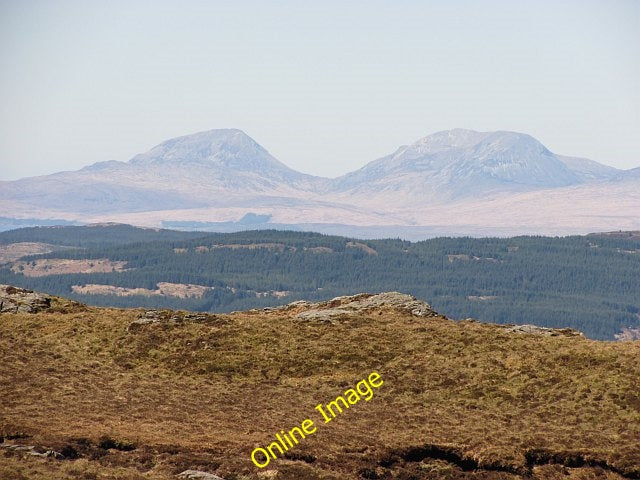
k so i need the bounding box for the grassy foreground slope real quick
[0,293,639,480]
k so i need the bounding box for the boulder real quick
[0,285,51,313]
[177,470,226,480]
[502,324,583,337]
[294,292,437,322]
[0,443,63,459]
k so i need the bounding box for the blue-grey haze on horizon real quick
[0,0,638,181]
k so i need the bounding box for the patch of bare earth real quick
[11,258,128,277]
[71,282,212,299]
[0,242,67,264]
[346,241,377,255]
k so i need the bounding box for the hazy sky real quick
[1,0,638,180]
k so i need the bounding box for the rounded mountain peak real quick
[473,130,551,154]
[128,128,287,172]
[407,128,491,156]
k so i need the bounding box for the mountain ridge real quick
[1,128,638,238]
[4,128,631,184]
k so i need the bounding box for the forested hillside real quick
[1,225,638,339]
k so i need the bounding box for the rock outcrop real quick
[177,470,226,480]
[502,324,583,337]
[0,285,51,313]
[0,443,63,459]
[288,292,437,323]
[131,291,586,338]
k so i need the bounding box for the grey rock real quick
[502,324,583,337]
[296,308,352,323]
[286,300,314,308]
[294,292,437,322]
[177,470,226,480]
[0,443,63,459]
[0,284,51,313]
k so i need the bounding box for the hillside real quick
[1,128,638,237]
[1,225,639,340]
[0,289,638,480]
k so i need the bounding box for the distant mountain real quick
[0,129,324,215]
[331,129,587,203]
[127,128,316,184]
[0,128,637,237]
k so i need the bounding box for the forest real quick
[1,225,638,340]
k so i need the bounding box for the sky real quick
[0,0,638,181]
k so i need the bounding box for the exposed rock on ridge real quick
[177,470,226,480]
[0,284,51,313]
[0,285,585,338]
[286,292,438,322]
[502,323,584,337]
[131,291,587,337]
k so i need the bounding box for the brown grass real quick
[0,298,638,479]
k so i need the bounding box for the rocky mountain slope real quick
[0,287,638,479]
[0,128,638,237]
